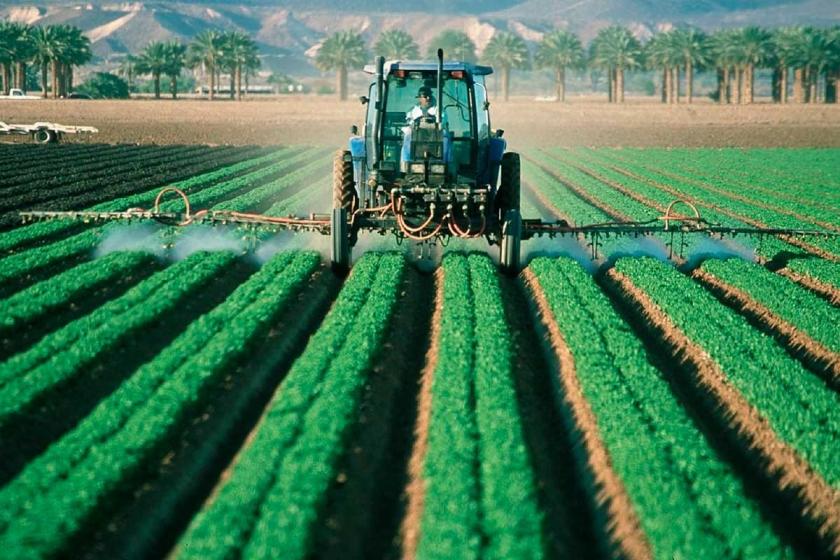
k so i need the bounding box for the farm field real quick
[0,144,838,559]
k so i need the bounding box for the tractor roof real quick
[363,60,494,77]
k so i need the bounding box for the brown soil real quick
[778,268,840,306]
[4,97,840,148]
[605,268,840,555]
[399,267,444,560]
[693,269,840,390]
[522,268,653,560]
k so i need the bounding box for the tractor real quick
[330,51,522,273]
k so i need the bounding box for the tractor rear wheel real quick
[500,208,521,275]
[331,150,355,273]
[496,152,521,218]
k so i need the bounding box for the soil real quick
[3,96,840,148]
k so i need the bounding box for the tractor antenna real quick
[436,49,443,127]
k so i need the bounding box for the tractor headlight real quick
[430,164,446,175]
[410,163,425,174]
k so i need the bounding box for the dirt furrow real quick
[522,268,652,560]
[400,267,443,560]
[693,269,839,390]
[604,267,840,556]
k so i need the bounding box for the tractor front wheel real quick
[331,150,355,273]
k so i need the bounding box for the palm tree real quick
[221,30,258,100]
[117,54,138,95]
[709,29,739,104]
[30,25,59,98]
[374,29,419,59]
[58,25,91,96]
[189,29,223,99]
[315,30,368,101]
[0,22,35,94]
[732,27,771,104]
[136,41,168,99]
[645,31,678,103]
[591,25,643,103]
[163,40,186,99]
[426,30,476,62]
[535,29,583,102]
[771,27,804,103]
[826,26,840,103]
[670,27,708,104]
[243,46,261,97]
[482,32,529,102]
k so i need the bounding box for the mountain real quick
[2,1,837,76]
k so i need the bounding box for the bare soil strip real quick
[604,268,840,556]
[77,267,341,560]
[314,266,433,560]
[693,269,840,390]
[499,274,598,558]
[400,267,444,560]
[522,269,653,560]
[778,268,840,307]
[607,165,839,262]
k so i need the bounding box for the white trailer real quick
[0,121,99,144]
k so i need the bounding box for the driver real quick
[406,86,437,123]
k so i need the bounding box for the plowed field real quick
[1,145,838,560]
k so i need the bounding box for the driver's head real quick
[416,86,433,106]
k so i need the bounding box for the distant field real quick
[0,145,838,559]
[4,97,840,147]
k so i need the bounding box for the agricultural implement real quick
[17,53,838,272]
[0,121,98,144]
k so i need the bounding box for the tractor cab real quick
[350,58,506,203]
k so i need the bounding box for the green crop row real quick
[0,251,321,558]
[549,148,823,264]
[0,251,159,334]
[417,253,542,560]
[0,251,236,431]
[699,258,840,351]
[530,257,791,559]
[0,149,323,296]
[613,257,840,486]
[177,252,404,559]
[0,147,286,255]
[574,150,840,258]
[785,258,840,293]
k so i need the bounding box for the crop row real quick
[0,147,296,254]
[0,251,239,435]
[412,253,542,559]
[695,258,840,384]
[606,149,840,225]
[0,144,127,178]
[607,257,840,552]
[176,252,405,559]
[0,149,327,297]
[0,146,268,227]
[0,251,321,558]
[526,257,790,559]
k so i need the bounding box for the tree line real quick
[320,25,840,104]
[3,20,838,103]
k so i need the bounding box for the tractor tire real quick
[331,207,351,275]
[33,129,56,145]
[496,152,521,217]
[333,149,357,212]
[500,208,522,275]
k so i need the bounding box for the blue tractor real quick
[330,51,522,273]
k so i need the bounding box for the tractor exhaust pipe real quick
[436,49,443,127]
[373,56,385,167]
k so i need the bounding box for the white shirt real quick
[406,105,437,122]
